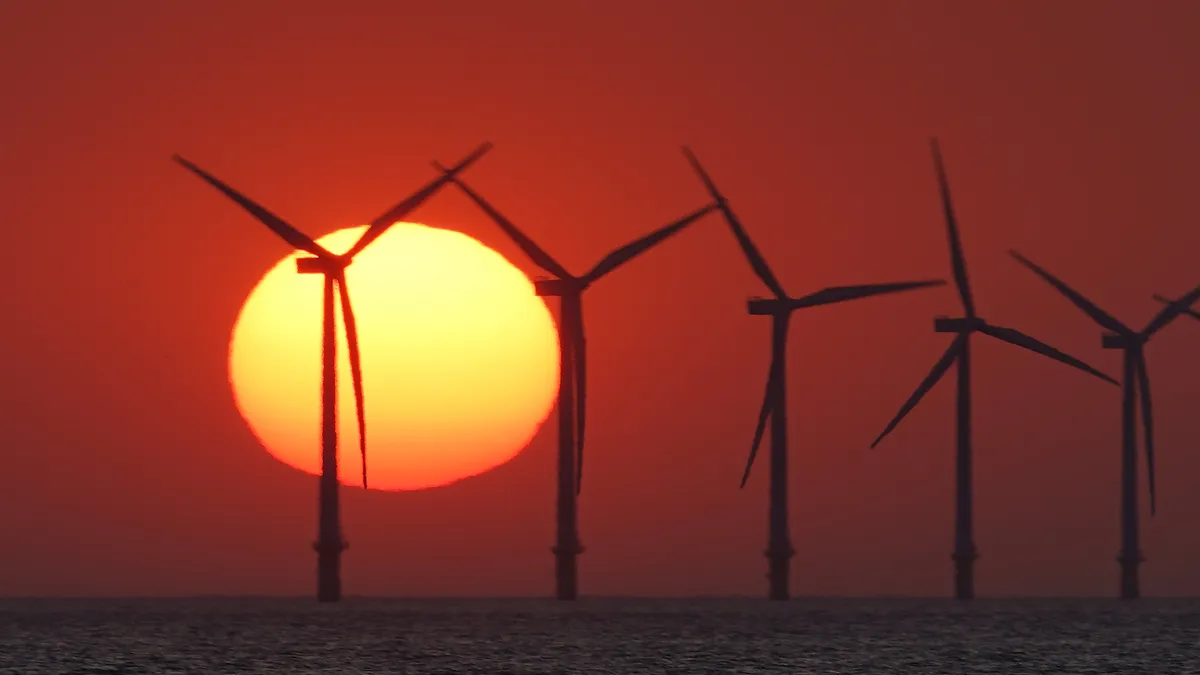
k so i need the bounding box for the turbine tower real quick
[434,159,718,601]
[681,147,946,601]
[1008,258,1200,599]
[175,142,492,602]
[869,140,1118,601]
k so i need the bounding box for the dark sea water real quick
[1,597,1198,674]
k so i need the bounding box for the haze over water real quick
[3,597,1197,674]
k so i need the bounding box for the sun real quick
[229,222,560,491]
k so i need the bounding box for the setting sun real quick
[229,222,560,491]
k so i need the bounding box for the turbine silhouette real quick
[870,139,1118,601]
[1151,294,1200,321]
[434,158,718,601]
[175,142,492,602]
[1007,263,1200,599]
[682,146,946,601]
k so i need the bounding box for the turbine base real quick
[312,540,349,553]
[952,548,979,562]
[952,552,977,600]
[766,555,791,601]
[314,540,346,603]
[764,546,794,601]
[552,546,582,601]
[764,546,796,559]
[1118,558,1141,600]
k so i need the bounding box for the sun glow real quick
[229,222,560,491]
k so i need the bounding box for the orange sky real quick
[4,0,1200,598]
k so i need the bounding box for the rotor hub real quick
[747,297,792,316]
[1101,332,1143,349]
[534,277,581,297]
[933,316,984,333]
[296,255,347,275]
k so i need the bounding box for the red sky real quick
[3,0,1200,598]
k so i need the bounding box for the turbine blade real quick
[1008,250,1129,334]
[1144,282,1200,337]
[433,165,573,280]
[1136,353,1156,516]
[931,139,976,318]
[788,280,946,310]
[741,356,779,488]
[870,335,965,448]
[681,146,724,201]
[681,147,788,299]
[1151,294,1200,322]
[345,142,493,260]
[573,309,587,495]
[336,276,368,489]
[976,323,1119,386]
[581,203,717,286]
[173,155,334,259]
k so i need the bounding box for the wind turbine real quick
[680,147,946,601]
[432,158,717,601]
[1151,293,1200,321]
[869,140,1119,601]
[1009,259,1200,599]
[174,142,492,602]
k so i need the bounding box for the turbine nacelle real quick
[747,297,792,316]
[296,256,347,275]
[1102,332,1144,349]
[534,277,582,297]
[933,316,985,333]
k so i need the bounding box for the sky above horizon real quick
[4,0,1200,598]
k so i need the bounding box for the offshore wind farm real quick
[169,139,1198,605]
[7,3,1200,673]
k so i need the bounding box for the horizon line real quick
[4,593,1199,601]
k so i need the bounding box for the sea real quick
[1,597,1197,674]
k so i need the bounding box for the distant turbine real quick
[1151,294,1200,322]
[870,139,1118,602]
[175,142,492,602]
[682,147,946,602]
[434,158,718,601]
[1008,263,1200,600]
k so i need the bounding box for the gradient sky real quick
[4,0,1200,598]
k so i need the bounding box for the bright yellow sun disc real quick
[229,222,560,491]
